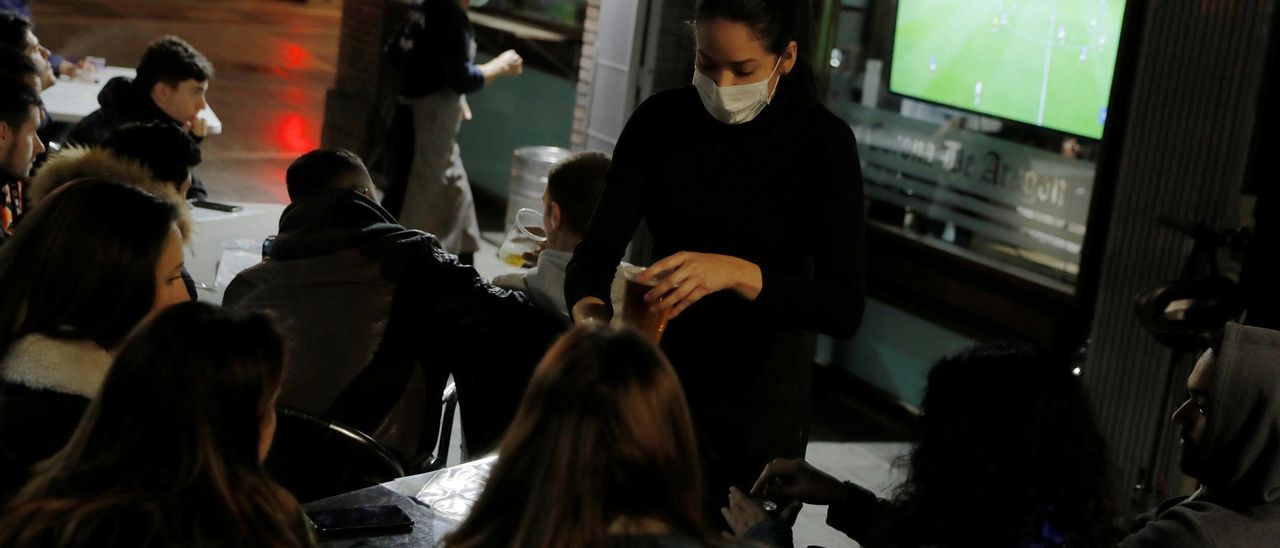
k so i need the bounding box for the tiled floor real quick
[32,2,912,546]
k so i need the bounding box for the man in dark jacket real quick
[225,149,563,464]
[66,35,212,199]
[1122,322,1280,547]
[0,74,42,243]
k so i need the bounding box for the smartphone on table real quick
[305,504,414,538]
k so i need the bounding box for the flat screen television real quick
[889,0,1126,140]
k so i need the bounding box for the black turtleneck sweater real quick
[564,84,866,490]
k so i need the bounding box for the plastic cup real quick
[497,208,546,268]
[619,265,670,343]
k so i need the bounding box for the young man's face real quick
[23,30,55,90]
[1172,349,1217,479]
[0,105,45,179]
[151,78,209,125]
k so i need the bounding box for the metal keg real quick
[506,146,572,230]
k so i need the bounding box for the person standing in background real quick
[385,0,522,265]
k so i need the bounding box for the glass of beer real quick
[619,265,670,343]
[497,208,546,268]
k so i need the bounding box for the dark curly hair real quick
[134,35,213,92]
[888,343,1119,547]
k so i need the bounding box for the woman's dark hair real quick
[446,324,716,548]
[104,122,203,188]
[889,343,1119,546]
[0,302,311,547]
[696,0,819,103]
[0,179,179,355]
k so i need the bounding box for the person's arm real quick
[416,240,565,453]
[1118,506,1212,548]
[752,117,866,338]
[563,101,654,323]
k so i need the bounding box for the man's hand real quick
[480,49,523,85]
[189,116,209,138]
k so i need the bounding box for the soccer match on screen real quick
[890,0,1126,139]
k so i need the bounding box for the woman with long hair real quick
[0,302,313,547]
[564,0,866,506]
[732,343,1120,547]
[446,324,761,547]
[0,179,190,496]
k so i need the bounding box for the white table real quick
[40,66,223,134]
[185,202,285,305]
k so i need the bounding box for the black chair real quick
[264,406,406,504]
[410,380,460,473]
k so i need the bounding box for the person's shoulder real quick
[636,86,698,115]
[623,86,699,138]
[1120,500,1234,548]
[804,103,856,145]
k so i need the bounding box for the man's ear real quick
[549,201,563,230]
[0,121,12,147]
[151,81,171,103]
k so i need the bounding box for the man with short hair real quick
[0,12,52,90]
[493,151,616,318]
[0,75,42,242]
[102,121,202,197]
[1122,322,1280,547]
[0,44,37,91]
[67,35,212,199]
[225,149,562,463]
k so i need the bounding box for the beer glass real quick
[619,265,670,343]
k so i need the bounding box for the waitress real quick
[564,0,866,504]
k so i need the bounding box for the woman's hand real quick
[571,297,610,325]
[721,486,772,537]
[751,458,848,506]
[639,252,762,319]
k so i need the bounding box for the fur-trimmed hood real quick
[0,333,112,398]
[29,146,194,243]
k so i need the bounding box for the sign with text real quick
[839,102,1097,289]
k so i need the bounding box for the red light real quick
[273,113,317,154]
[281,43,310,71]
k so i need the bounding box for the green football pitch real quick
[890,0,1125,139]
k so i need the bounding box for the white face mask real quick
[692,57,783,125]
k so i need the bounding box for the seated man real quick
[66,35,212,199]
[0,44,37,91]
[1122,322,1280,547]
[0,12,53,90]
[493,151,622,319]
[0,75,42,243]
[225,149,562,463]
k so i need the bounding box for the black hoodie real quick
[1122,322,1280,547]
[225,190,564,456]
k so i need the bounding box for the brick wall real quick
[570,0,695,150]
[322,0,409,156]
[570,0,602,150]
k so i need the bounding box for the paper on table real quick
[414,456,497,521]
[215,248,261,288]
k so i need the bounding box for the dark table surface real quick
[304,457,496,547]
